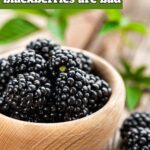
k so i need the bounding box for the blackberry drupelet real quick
[122,127,150,150]
[77,52,92,73]
[121,112,150,139]
[48,49,82,77]
[87,74,111,113]
[8,50,48,77]
[0,72,55,123]
[0,59,11,96]
[53,68,111,122]
[26,38,60,60]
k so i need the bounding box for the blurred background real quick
[0,0,150,149]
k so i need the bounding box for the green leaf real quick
[126,85,142,110]
[53,9,88,18]
[48,18,67,40]
[135,66,146,77]
[0,17,39,44]
[15,9,52,18]
[136,76,150,87]
[48,10,86,40]
[120,17,130,27]
[99,21,120,36]
[122,22,148,35]
[121,59,132,76]
[104,10,147,36]
[106,10,122,22]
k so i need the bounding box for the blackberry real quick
[0,59,11,95]
[53,68,90,122]
[8,50,47,77]
[122,127,150,150]
[26,38,60,60]
[48,49,93,77]
[87,74,111,113]
[121,112,150,139]
[48,49,82,77]
[0,72,55,123]
[53,68,111,122]
[77,52,92,73]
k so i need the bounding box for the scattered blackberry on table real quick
[120,112,150,150]
[121,112,150,139]
[53,68,111,122]
[0,59,11,96]
[122,127,150,150]
[26,39,60,60]
[8,50,47,77]
[0,72,55,122]
[48,49,82,77]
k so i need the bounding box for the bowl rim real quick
[0,46,126,127]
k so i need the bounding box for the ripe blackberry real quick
[77,52,92,73]
[122,127,150,150]
[48,49,82,77]
[26,38,60,60]
[48,49,93,77]
[0,72,55,123]
[8,50,47,77]
[121,112,150,139]
[0,59,11,95]
[87,74,111,112]
[53,68,111,122]
[53,68,90,122]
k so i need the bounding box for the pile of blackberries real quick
[120,112,150,150]
[0,39,111,123]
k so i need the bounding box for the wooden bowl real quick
[0,47,125,150]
